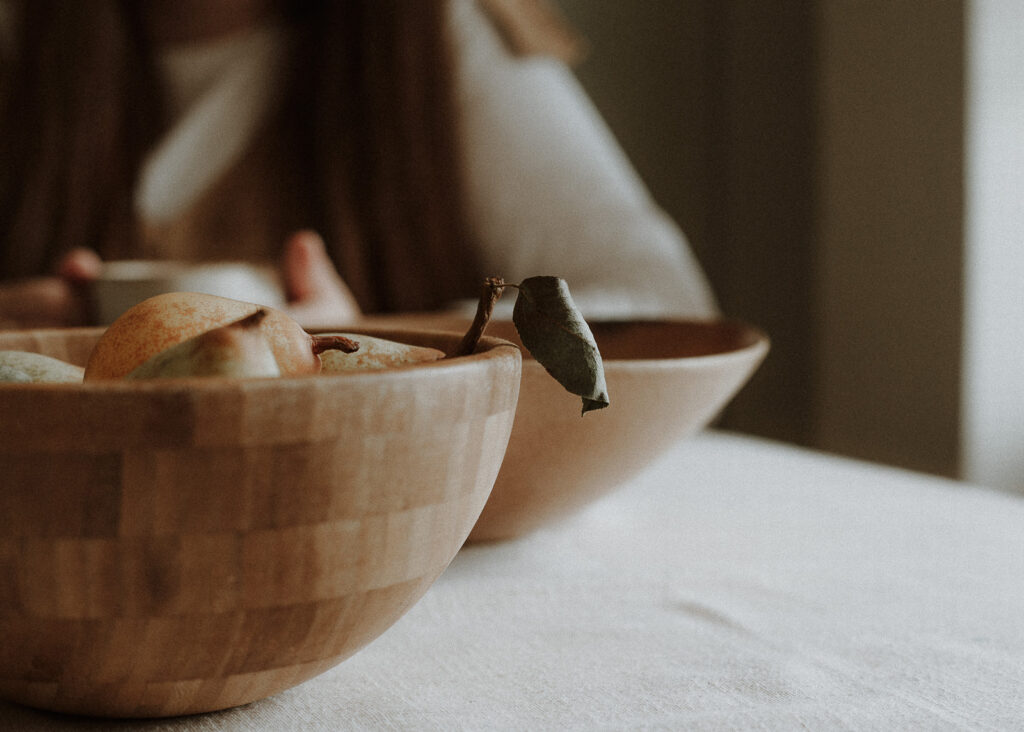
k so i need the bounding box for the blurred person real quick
[0,0,716,329]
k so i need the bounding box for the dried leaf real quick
[512,276,609,414]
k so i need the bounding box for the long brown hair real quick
[0,0,479,312]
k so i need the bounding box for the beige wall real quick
[814,1,964,476]
[558,0,966,477]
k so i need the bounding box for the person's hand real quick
[280,230,362,329]
[0,249,102,329]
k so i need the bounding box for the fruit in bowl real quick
[83,291,358,380]
[0,323,521,717]
[0,350,85,383]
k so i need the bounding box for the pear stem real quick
[456,276,509,356]
[311,333,360,355]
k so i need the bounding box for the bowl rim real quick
[504,316,771,369]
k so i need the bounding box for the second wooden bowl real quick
[467,319,768,540]
[0,327,520,718]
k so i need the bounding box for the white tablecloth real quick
[3,431,1023,730]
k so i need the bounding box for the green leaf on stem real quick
[512,276,609,415]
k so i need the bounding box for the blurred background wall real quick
[555,0,1023,492]
[961,0,1024,492]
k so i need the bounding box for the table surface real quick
[3,430,1023,731]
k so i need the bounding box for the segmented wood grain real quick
[0,327,520,717]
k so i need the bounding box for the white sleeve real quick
[450,0,718,319]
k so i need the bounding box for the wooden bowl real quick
[469,319,768,540]
[0,327,520,718]
[361,315,768,541]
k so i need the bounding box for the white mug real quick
[89,260,286,326]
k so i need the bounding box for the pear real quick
[0,351,85,383]
[125,311,282,380]
[318,334,445,372]
[84,292,358,380]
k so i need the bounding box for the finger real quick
[55,248,103,282]
[282,230,333,300]
[282,230,361,315]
